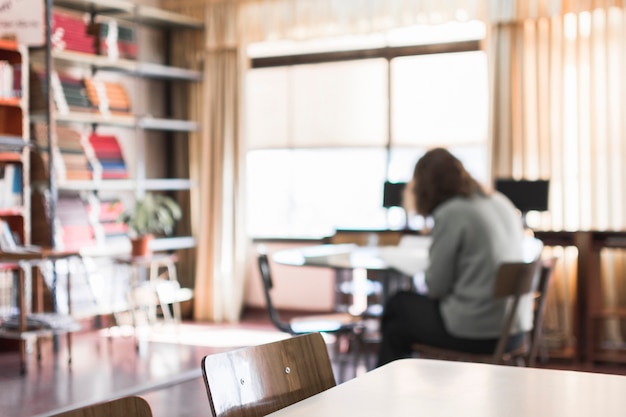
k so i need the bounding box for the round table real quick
[271,243,429,315]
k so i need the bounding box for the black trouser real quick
[376,291,506,367]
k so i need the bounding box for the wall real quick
[245,240,336,312]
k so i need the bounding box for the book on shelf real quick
[32,123,96,181]
[0,219,39,255]
[84,195,126,245]
[88,133,128,179]
[59,73,93,107]
[84,78,131,115]
[12,62,21,99]
[0,219,17,252]
[30,68,97,115]
[57,72,96,113]
[87,20,138,60]
[52,10,96,55]
[56,192,96,251]
[0,163,22,209]
[92,198,124,222]
[0,60,19,99]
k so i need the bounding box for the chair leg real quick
[351,332,363,377]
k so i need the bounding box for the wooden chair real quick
[201,332,336,417]
[257,249,365,380]
[527,256,558,366]
[411,257,547,366]
[257,249,364,352]
[48,396,152,417]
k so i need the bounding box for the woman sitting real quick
[377,148,529,366]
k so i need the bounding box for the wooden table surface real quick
[266,358,626,417]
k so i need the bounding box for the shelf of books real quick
[0,39,29,247]
[28,2,202,257]
[53,0,204,29]
[5,1,204,344]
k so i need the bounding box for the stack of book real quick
[87,21,138,60]
[57,73,94,113]
[0,60,20,99]
[0,164,22,209]
[56,193,96,251]
[88,133,128,179]
[32,123,94,181]
[30,69,96,115]
[51,10,96,54]
[84,78,131,115]
[89,198,127,243]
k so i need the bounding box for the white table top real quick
[265,359,626,417]
[272,242,430,276]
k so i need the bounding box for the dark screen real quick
[495,179,549,213]
[383,181,406,208]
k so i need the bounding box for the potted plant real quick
[118,192,183,257]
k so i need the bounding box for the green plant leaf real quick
[116,192,182,237]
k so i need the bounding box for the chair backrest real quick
[527,256,558,366]
[492,258,543,361]
[201,332,336,417]
[257,251,292,334]
[412,257,544,365]
[49,396,152,417]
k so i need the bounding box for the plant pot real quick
[130,235,153,257]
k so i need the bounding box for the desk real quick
[272,244,428,314]
[534,230,626,364]
[266,358,626,417]
[272,244,388,270]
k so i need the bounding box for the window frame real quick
[246,38,486,238]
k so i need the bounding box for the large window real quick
[245,22,488,238]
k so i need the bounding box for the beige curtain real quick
[238,0,487,42]
[164,0,247,322]
[167,0,486,43]
[488,2,626,349]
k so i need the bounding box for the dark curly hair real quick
[412,148,485,216]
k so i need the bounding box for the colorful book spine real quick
[88,133,128,179]
[52,11,97,55]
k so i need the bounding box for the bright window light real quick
[245,22,488,238]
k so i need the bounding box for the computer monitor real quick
[383,181,407,208]
[494,179,550,213]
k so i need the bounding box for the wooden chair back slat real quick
[493,260,541,298]
[412,256,546,365]
[201,332,336,417]
[527,256,558,366]
[49,396,152,417]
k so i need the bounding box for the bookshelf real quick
[26,0,202,319]
[0,38,86,370]
[0,39,30,247]
[31,0,203,256]
[0,37,30,327]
